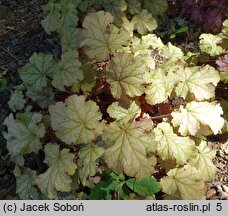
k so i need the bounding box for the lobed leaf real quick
[3,113,45,161]
[131,9,157,35]
[78,144,104,186]
[80,11,129,61]
[26,85,55,109]
[154,122,195,165]
[41,2,61,34]
[51,50,83,91]
[160,165,205,200]
[145,69,177,105]
[126,0,141,15]
[107,101,141,123]
[37,143,77,199]
[16,168,39,200]
[175,65,220,100]
[106,53,146,99]
[143,0,168,16]
[102,120,156,178]
[49,95,102,145]
[189,141,217,181]
[19,53,56,91]
[199,33,224,56]
[126,178,161,197]
[172,101,224,136]
[8,90,26,112]
[61,27,81,52]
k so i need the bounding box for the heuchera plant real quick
[3,0,228,200]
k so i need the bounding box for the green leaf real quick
[89,179,124,200]
[41,2,61,34]
[160,165,205,200]
[175,26,188,34]
[189,141,217,181]
[16,168,39,200]
[106,53,146,99]
[121,16,134,37]
[49,95,102,145]
[220,72,228,84]
[26,85,55,109]
[59,2,79,29]
[80,11,129,61]
[101,0,127,18]
[71,62,97,92]
[51,50,83,91]
[171,101,224,136]
[3,113,45,161]
[126,0,141,14]
[61,27,81,52]
[0,78,7,92]
[19,53,56,91]
[126,178,161,197]
[153,122,195,165]
[199,33,224,56]
[131,9,157,35]
[78,0,94,12]
[78,144,104,186]
[107,101,141,123]
[8,90,26,112]
[102,120,156,178]
[143,0,168,16]
[37,143,77,199]
[175,65,220,100]
[144,69,177,105]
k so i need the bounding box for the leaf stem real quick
[0,44,23,65]
[150,113,172,120]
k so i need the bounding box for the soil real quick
[0,0,227,200]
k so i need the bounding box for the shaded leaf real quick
[3,113,45,161]
[51,50,83,91]
[19,53,56,91]
[26,85,55,109]
[126,178,161,197]
[61,27,81,52]
[8,90,26,112]
[101,0,127,18]
[71,62,97,92]
[16,169,39,200]
[126,0,141,15]
[41,2,61,34]
[131,9,157,35]
[143,0,168,16]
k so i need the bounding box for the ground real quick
[0,0,227,200]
